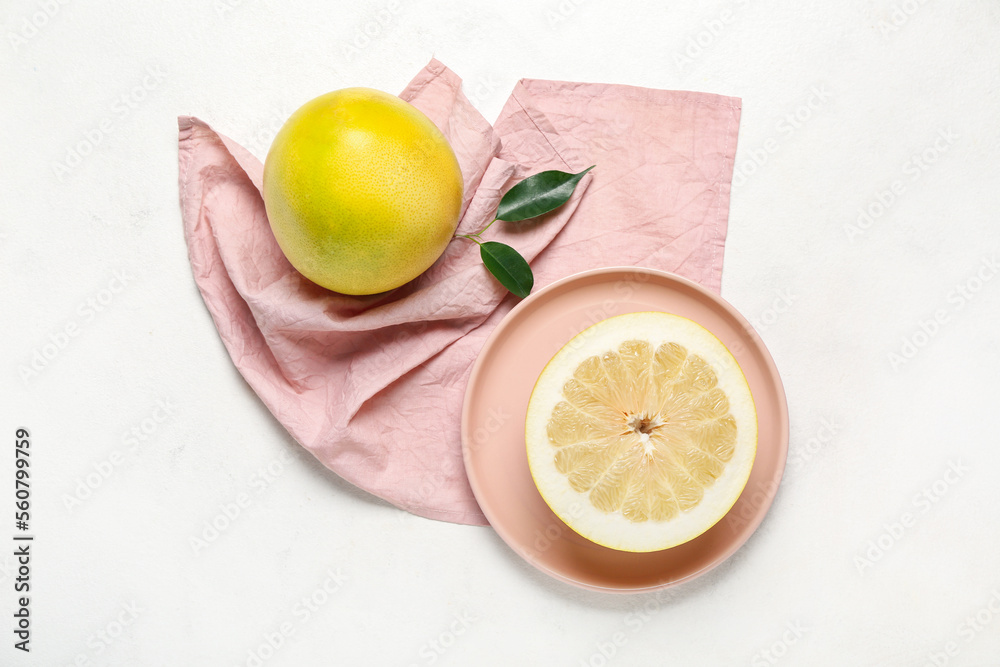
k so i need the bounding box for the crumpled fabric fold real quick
[177,58,741,526]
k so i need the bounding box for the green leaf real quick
[495,166,595,222]
[480,241,534,298]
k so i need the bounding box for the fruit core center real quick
[627,413,660,435]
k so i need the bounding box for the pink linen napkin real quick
[177,59,741,526]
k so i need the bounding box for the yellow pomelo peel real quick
[263,87,463,295]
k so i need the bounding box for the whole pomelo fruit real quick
[262,87,464,295]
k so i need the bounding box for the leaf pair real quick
[464,166,594,298]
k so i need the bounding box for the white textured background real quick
[3,1,999,665]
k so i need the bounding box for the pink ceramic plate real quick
[461,267,789,593]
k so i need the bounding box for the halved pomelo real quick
[525,311,757,552]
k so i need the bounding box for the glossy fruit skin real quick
[262,87,464,295]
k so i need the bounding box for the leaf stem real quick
[456,216,499,243]
[477,216,499,236]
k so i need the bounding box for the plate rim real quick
[461,266,789,593]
